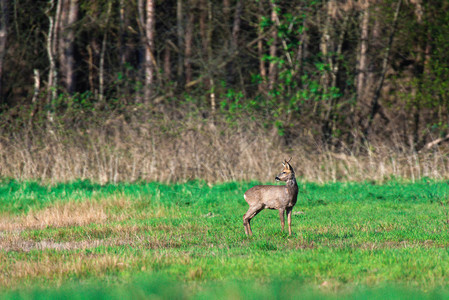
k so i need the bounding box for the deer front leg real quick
[279,208,285,232]
[286,207,293,235]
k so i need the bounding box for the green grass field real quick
[1,178,449,298]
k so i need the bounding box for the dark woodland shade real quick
[1,0,448,148]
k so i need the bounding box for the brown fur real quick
[243,159,299,236]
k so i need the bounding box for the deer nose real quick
[275,177,280,181]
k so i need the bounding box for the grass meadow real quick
[2,178,449,298]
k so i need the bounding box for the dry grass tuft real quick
[0,200,108,231]
[0,195,154,231]
[0,252,131,287]
[2,118,449,183]
[0,234,110,252]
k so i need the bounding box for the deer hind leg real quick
[279,209,285,232]
[243,214,249,236]
[243,204,264,236]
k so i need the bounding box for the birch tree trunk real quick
[66,0,78,93]
[356,1,369,106]
[144,0,156,102]
[46,0,58,106]
[0,0,8,98]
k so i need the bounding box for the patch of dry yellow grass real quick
[0,200,108,231]
[0,194,173,232]
[0,252,132,287]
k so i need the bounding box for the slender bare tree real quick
[176,0,184,85]
[257,1,267,93]
[99,1,112,102]
[356,0,370,106]
[184,0,194,85]
[144,0,156,102]
[268,1,278,90]
[46,0,59,106]
[0,0,8,98]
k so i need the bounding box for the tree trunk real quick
[268,1,278,90]
[118,0,131,96]
[207,1,215,112]
[46,0,58,107]
[58,0,78,94]
[119,0,128,66]
[199,0,207,51]
[222,0,231,50]
[257,1,267,93]
[176,0,184,85]
[356,1,369,106]
[144,0,156,102]
[99,1,112,102]
[226,0,242,85]
[293,17,306,80]
[319,0,334,97]
[163,43,171,82]
[65,0,78,93]
[0,0,8,99]
[198,0,210,92]
[223,0,230,29]
[364,0,402,137]
[184,0,194,86]
[119,0,130,73]
[322,11,350,145]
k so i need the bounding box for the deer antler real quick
[282,157,292,167]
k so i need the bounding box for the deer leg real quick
[279,209,285,232]
[243,209,253,236]
[286,207,293,235]
[243,205,263,236]
[243,213,250,236]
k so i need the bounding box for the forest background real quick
[1,0,449,183]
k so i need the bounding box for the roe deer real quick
[243,158,298,236]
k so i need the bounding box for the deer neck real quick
[286,176,298,196]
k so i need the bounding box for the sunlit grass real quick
[1,178,449,298]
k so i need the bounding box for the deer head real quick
[275,158,295,182]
